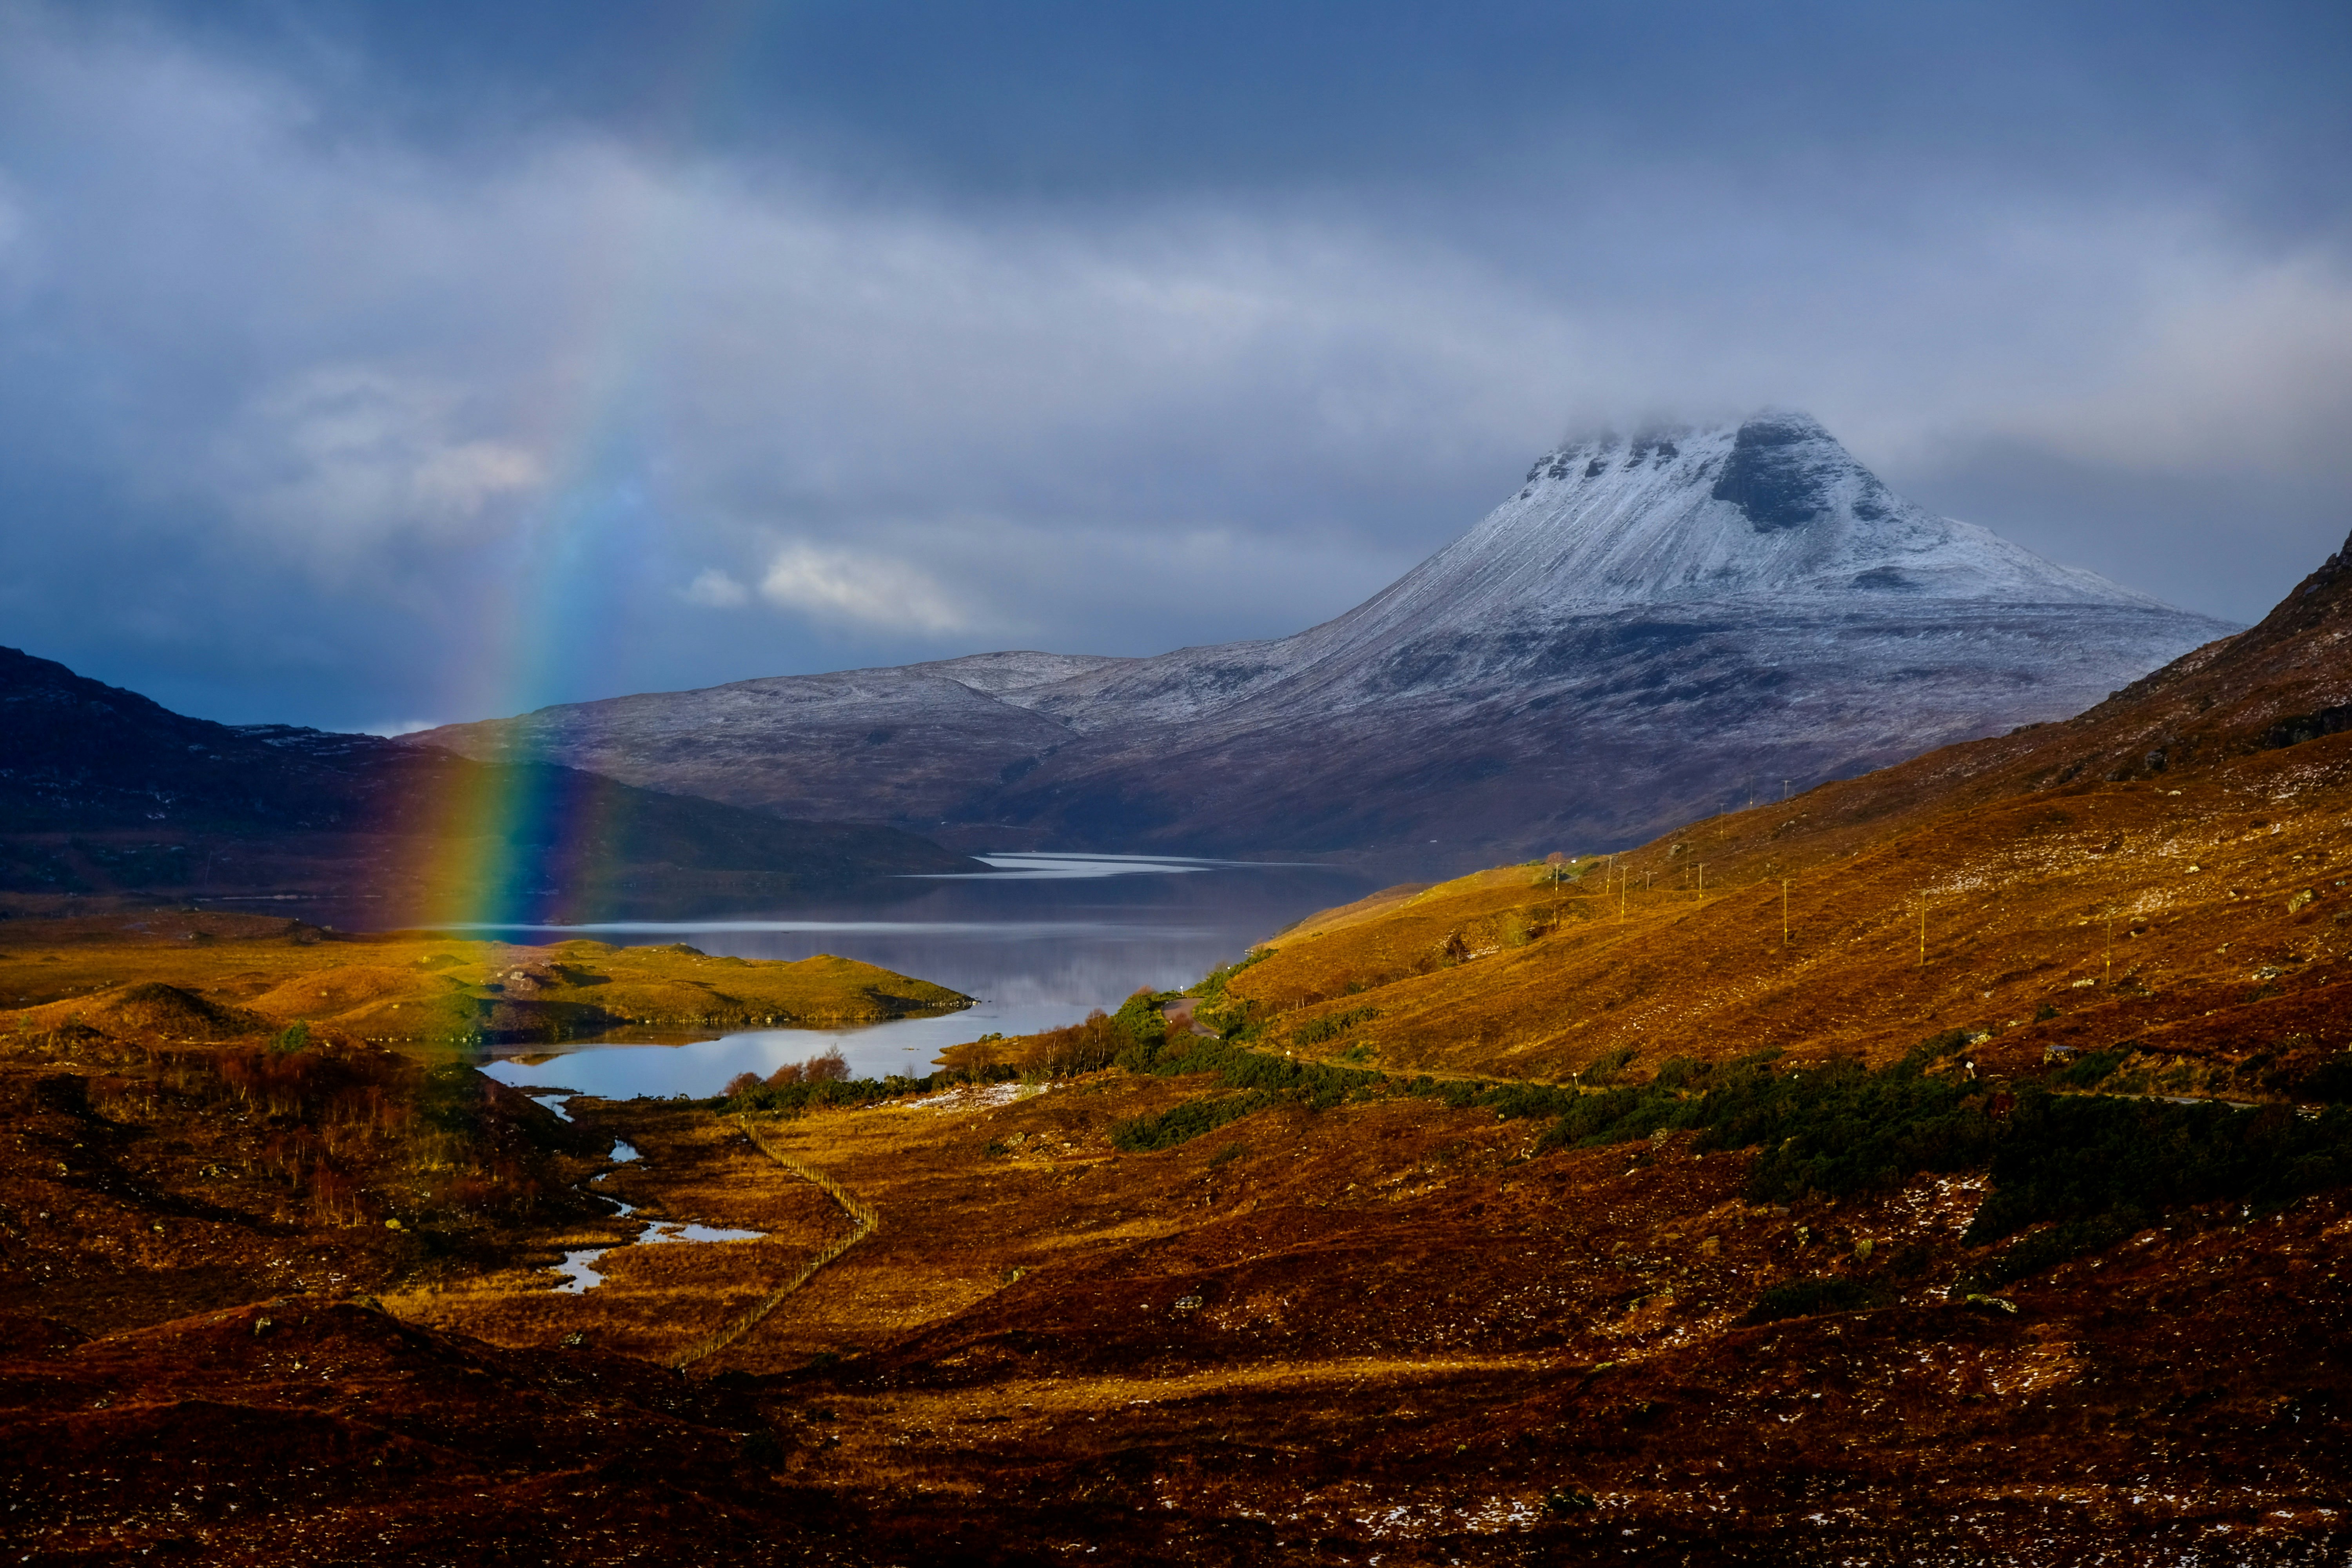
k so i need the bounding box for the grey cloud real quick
[1,4,2348,733]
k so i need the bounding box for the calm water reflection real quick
[479,854,1369,1100]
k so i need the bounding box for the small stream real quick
[540,1105,762,1294]
[495,857,1368,1292]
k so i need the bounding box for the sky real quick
[2,0,2348,733]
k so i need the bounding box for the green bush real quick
[1651,1055,1715,1092]
[1534,1038,1995,1205]
[1291,1005,1380,1050]
[2298,1053,2352,1103]
[1743,1276,1884,1324]
[1966,1094,2352,1243]
[1507,1028,2352,1279]
[1113,989,1173,1049]
[1958,1214,2133,1294]
[1107,1036,1588,1151]
[1111,1093,1271,1152]
[1580,1045,1638,1085]
[719,1061,1021,1114]
[2055,1048,2127,1087]
[1191,949,1271,1006]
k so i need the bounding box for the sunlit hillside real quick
[1232,534,2352,1103]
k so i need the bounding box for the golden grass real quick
[1225,748,2352,1089]
[0,910,970,1047]
[389,1102,851,1361]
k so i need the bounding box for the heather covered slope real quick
[1214,528,2352,1091]
[0,646,978,911]
[412,414,2232,869]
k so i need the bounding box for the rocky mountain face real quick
[412,414,2238,872]
[0,646,977,910]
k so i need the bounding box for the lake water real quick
[480,853,1370,1102]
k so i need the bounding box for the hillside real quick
[0,646,980,916]
[1205,527,2352,1093]
[413,413,2232,870]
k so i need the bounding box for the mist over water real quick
[478,855,1372,1099]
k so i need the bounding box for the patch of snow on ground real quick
[903,1081,1052,1112]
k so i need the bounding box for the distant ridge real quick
[0,646,978,916]
[412,412,2238,873]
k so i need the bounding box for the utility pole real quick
[1697,864,1705,901]
[1782,778,1789,802]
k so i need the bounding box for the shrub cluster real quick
[2053,1047,2129,1087]
[1969,1092,2352,1243]
[1533,1033,1994,1200]
[1107,1030,1584,1150]
[723,1047,851,1100]
[718,1059,1022,1114]
[1290,1005,1379,1051]
[1742,1276,1885,1325]
[1524,1032,2352,1260]
[1111,1093,1271,1152]
[1191,950,1270,1007]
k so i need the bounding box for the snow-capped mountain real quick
[411,414,2238,869]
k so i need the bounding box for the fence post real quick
[668,1116,878,1372]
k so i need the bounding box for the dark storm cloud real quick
[2,0,2348,730]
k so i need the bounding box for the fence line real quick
[668,1115,877,1372]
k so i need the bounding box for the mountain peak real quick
[1707,410,1896,535]
[1396,410,2170,621]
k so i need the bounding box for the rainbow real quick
[407,3,779,926]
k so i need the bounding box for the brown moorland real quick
[4,534,2352,1561]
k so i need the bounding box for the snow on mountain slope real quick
[1416,412,2150,608]
[917,650,1134,700]
[414,663,1083,824]
[999,412,2196,732]
[409,412,2239,866]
